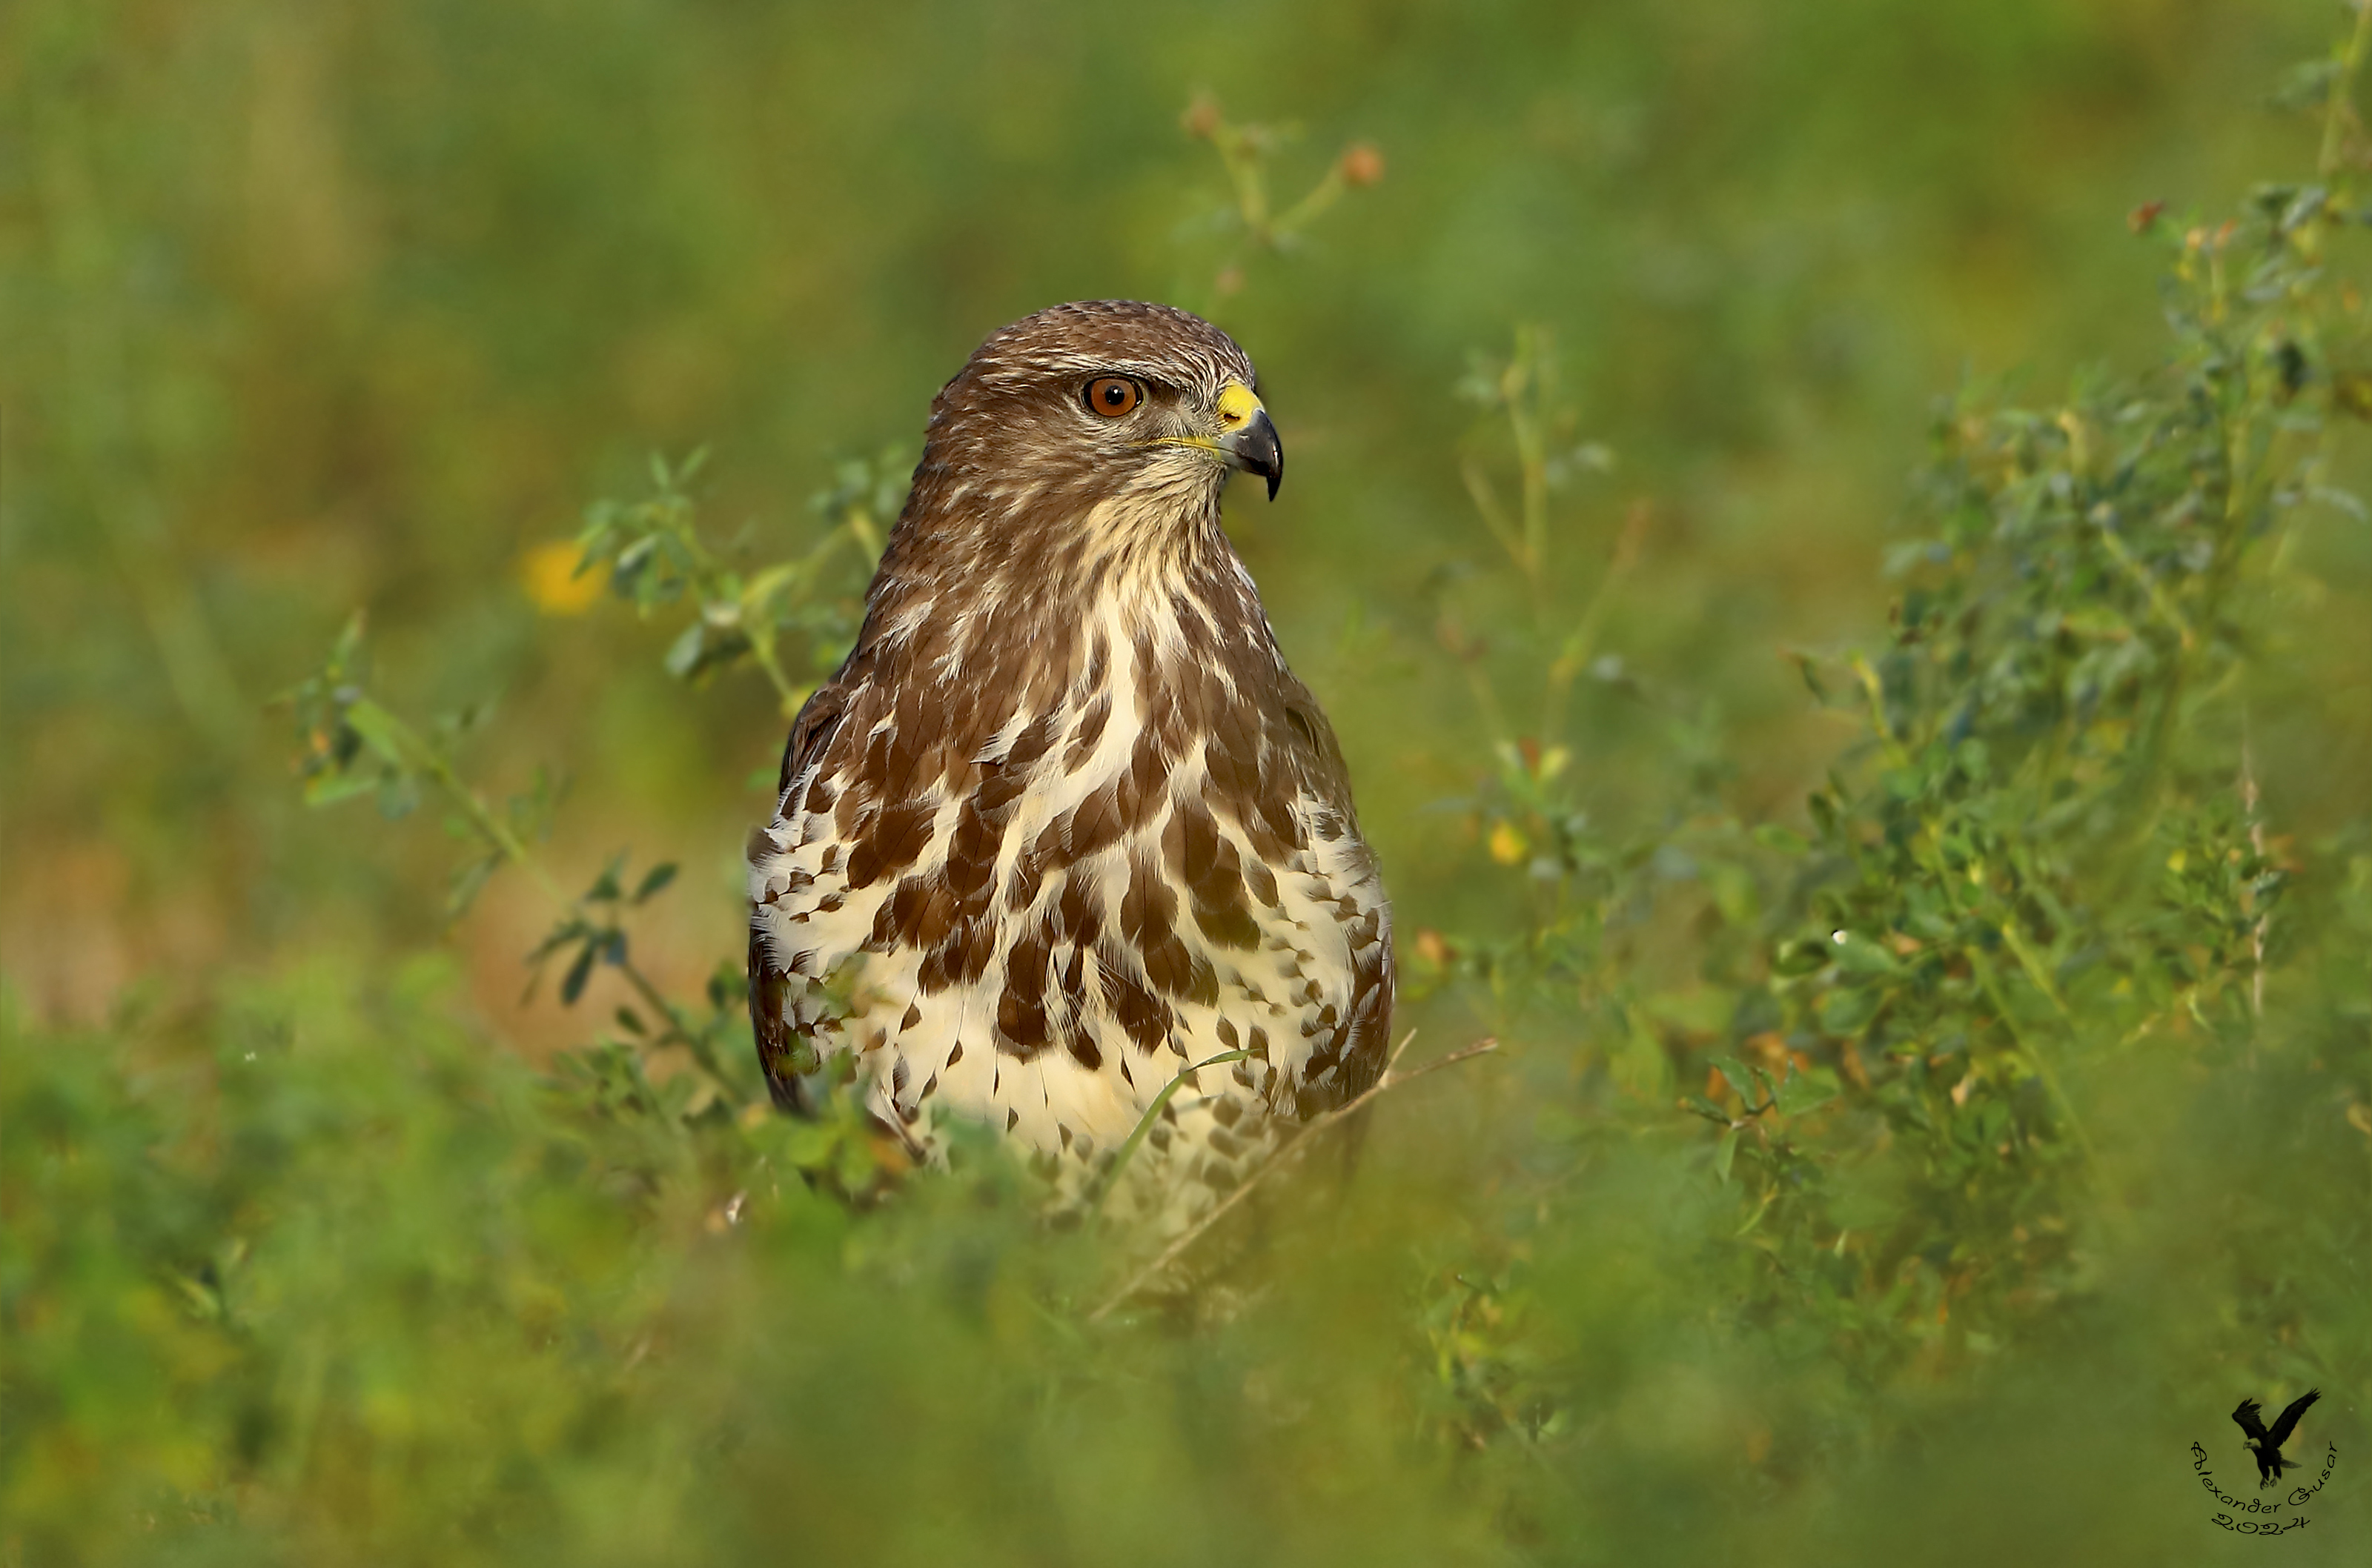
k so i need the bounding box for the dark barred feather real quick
[749,302,1391,1226]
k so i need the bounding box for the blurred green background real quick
[1,0,2328,1024]
[4,1,2366,1564]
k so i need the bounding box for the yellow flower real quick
[520,541,602,615]
[1488,820,1528,866]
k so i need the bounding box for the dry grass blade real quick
[1090,1048,1252,1223]
[1085,1033,1499,1323]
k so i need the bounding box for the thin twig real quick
[2241,721,2267,1022]
[361,702,566,906]
[1460,457,1529,571]
[1542,499,1650,743]
[2321,0,2372,182]
[1508,328,1553,631]
[1847,652,1913,769]
[373,700,724,1070]
[1086,1034,1498,1323]
[2096,519,2197,652]
[1969,944,2101,1180]
[615,957,729,1079]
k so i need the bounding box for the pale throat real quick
[922,465,1232,647]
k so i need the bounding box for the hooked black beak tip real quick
[1240,407,1283,502]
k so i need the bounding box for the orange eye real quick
[1083,376,1141,418]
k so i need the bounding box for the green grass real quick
[4,2,2368,1563]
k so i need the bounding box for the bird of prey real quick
[747,301,1392,1225]
[2232,1389,2320,1489]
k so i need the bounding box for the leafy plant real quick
[1414,6,2372,1453]
[572,447,890,715]
[1176,93,1385,302]
[8,14,2368,1566]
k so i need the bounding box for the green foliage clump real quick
[572,446,892,711]
[1692,171,2372,1371]
[6,9,2371,1567]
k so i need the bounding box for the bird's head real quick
[901,301,1282,582]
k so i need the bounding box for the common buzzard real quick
[747,301,1392,1224]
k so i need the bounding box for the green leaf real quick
[327,609,368,674]
[1775,1063,1841,1117]
[446,854,498,919]
[1752,823,1809,855]
[302,771,379,808]
[1713,1126,1740,1184]
[560,944,597,1006]
[1611,1010,1673,1100]
[634,862,679,903]
[706,962,743,1011]
[835,1129,884,1192]
[664,622,707,679]
[614,534,660,590]
[1818,986,1881,1037]
[526,915,588,965]
[1645,989,1734,1037]
[1709,1055,1766,1108]
[1828,931,1901,977]
[587,857,623,903]
[1707,862,1759,925]
[374,773,420,821]
[342,698,411,768]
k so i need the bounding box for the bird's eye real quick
[1082,376,1141,418]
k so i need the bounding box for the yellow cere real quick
[1215,380,1264,431]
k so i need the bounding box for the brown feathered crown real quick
[887,301,1268,579]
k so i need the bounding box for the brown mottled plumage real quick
[747,301,1391,1224]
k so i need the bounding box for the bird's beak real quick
[1215,381,1284,501]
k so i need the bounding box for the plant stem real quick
[1087,1035,1495,1323]
[1542,499,1648,743]
[1271,167,1347,239]
[407,740,568,907]
[616,956,724,1077]
[374,700,727,1073]
[2321,0,2372,182]
[1088,1049,1252,1223]
[1970,943,2100,1180]
[1461,458,1528,570]
[745,631,802,716]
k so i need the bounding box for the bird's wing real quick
[1268,680,1394,1114]
[774,680,852,801]
[2231,1399,2270,1442]
[748,679,854,1110]
[2266,1389,2321,1448]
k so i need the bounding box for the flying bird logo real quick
[2230,1389,2319,1489]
